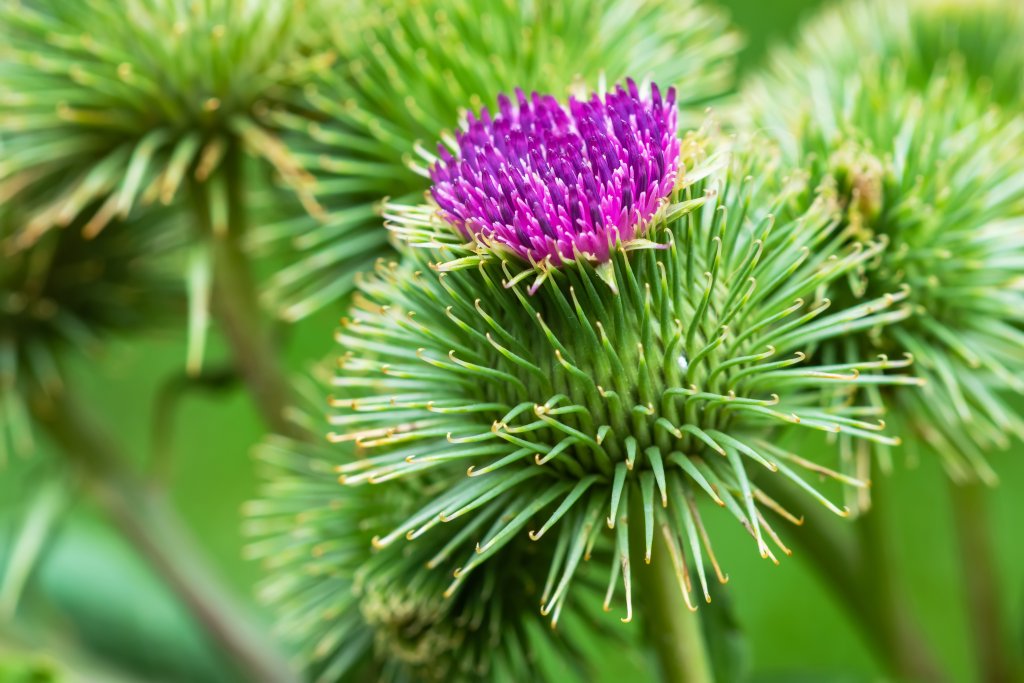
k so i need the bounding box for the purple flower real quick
[429,80,680,266]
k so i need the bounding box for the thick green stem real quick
[946,478,1021,683]
[856,474,947,682]
[759,476,946,683]
[191,149,304,439]
[629,495,714,683]
[31,391,299,683]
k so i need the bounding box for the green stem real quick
[31,391,299,683]
[855,474,947,682]
[759,476,946,683]
[629,495,714,683]
[191,148,304,439]
[946,478,1021,683]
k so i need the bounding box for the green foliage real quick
[741,3,1024,492]
[255,0,742,319]
[323,129,919,629]
[0,657,59,683]
[0,208,175,461]
[753,0,1024,107]
[4,0,1024,681]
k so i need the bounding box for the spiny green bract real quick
[742,49,1024,494]
[245,377,602,683]
[0,206,175,462]
[255,0,742,320]
[0,0,330,248]
[754,0,1024,108]
[327,132,918,621]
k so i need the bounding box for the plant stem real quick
[946,478,1021,683]
[629,494,714,683]
[31,391,299,683]
[759,476,946,683]
[855,473,947,682]
[191,148,304,439]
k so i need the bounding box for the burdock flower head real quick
[326,81,920,623]
[429,81,679,267]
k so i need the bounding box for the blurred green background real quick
[3,1,1022,681]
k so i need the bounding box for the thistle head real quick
[329,92,916,621]
[429,81,679,266]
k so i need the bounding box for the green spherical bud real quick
[742,20,1024,490]
[0,0,326,246]
[751,0,1024,107]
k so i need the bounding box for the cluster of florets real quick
[430,81,679,265]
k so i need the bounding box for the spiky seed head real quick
[429,81,679,266]
[741,14,1024,493]
[0,0,328,247]
[256,0,742,319]
[246,376,601,683]
[327,84,918,622]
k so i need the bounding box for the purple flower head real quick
[429,80,680,266]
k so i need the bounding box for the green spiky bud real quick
[740,8,1024,492]
[255,0,742,319]
[325,114,918,625]
[245,376,602,683]
[0,0,329,246]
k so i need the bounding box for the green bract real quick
[742,32,1024,494]
[327,131,918,621]
[246,377,600,683]
[0,0,328,248]
[256,0,742,319]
